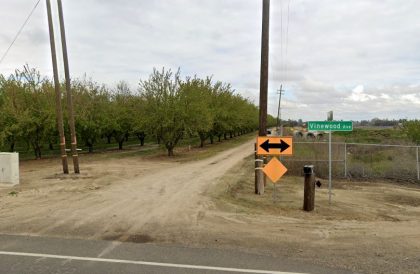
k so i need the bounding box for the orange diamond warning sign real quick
[263,157,288,183]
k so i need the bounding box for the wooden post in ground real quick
[57,0,80,173]
[256,157,264,195]
[46,0,68,174]
[303,165,315,211]
[256,0,270,195]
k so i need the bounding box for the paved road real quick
[0,234,354,274]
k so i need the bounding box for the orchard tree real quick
[112,81,135,150]
[13,66,56,159]
[73,79,109,152]
[140,68,186,156]
[180,77,213,147]
[131,95,147,146]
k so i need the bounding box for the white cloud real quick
[347,85,377,102]
[401,94,420,104]
[380,93,390,100]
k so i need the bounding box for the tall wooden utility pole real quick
[57,0,80,173]
[46,0,69,174]
[256,0,270,195]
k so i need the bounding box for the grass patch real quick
[211,154,420,222]
[334,128,409,144]
[211,154,307,216]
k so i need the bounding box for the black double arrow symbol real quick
[260,139,290,153]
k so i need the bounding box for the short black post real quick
[303,165,315,211]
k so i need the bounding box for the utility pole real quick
[276,85,285,136]
[46,0,68,174]
[57,0,80,173]
[255,0,270,195]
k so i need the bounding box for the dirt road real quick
[0,139,255,242]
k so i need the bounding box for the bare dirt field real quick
[1,138,420,273]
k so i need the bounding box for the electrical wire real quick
[0,0,41,65]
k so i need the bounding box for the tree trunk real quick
[224,133,227,140]
[218,134,221,142]
[49,143,54,150]
[125,133,129,141]
[118,140,123,150]
[198,132,206,148]
[9,142,15,152]
[88,143,93,153]
[167,147,174,156]
[229,132,233,138]
[210,135,214,144]
[136,133,146,146]
[107,135,112,144]
[34,145,41,159]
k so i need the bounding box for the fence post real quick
[417,146,419,181]
[344,143,347,178]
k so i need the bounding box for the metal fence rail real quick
[283,141,420,182]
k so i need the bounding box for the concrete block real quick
[0,153,19,185]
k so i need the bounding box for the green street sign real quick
[307,121,353,131]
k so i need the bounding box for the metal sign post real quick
[327,112,333,205]
[328,129,332,204]
[307,114,353,205]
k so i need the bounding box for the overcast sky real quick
[1,0,420,120]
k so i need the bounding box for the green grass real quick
[334,128,409,144]
[210,154,308,216]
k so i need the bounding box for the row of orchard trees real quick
[1,66,263,158]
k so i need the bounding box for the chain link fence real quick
[282,141,420,182]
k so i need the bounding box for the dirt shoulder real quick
[208,156,420,274]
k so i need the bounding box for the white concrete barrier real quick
[0,153,19,185]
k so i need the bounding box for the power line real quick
[0,0,41,65]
